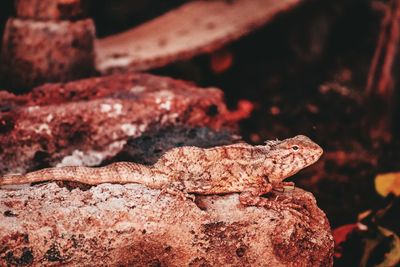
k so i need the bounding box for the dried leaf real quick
[360,232,380,267]
[211,50,233,73]
[358,209,372,221]
[360,226,400,267]
[374,172,400,197]
[375,227,400,267]
[333,223,360,258]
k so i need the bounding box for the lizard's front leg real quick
[239,183,306,220]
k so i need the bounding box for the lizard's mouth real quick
[300,140,324,167]
[311,145,324,164]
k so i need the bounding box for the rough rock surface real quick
[1,18,95,89]
[15,0,85,20]
[0,73,244,175]
[0,184,333,266]
[95,0,303,73]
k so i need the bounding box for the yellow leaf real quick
[375,226,400,267]
[374,172,400,197]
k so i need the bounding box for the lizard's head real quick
[266,135,323,182]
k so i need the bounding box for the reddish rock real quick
[15,0,85,20]
[0,185,333,266]
[96,0,302,73]
[1,18,95,89]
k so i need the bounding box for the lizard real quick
[0,135,323,207]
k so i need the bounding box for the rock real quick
[15,0,85,20]
[0,184,333,266]
[1,18,95,89]
[96,0,303,73]
[0,72,245,175]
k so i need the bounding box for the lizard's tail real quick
[0,162,168,187]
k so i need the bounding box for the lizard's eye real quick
[291,145,299,151]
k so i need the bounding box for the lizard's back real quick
[154,143,269,194]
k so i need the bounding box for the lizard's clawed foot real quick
[259,198,308,223]
[240,191,309,223]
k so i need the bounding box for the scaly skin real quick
[0,135,323,206]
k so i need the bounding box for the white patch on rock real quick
[46,114,54,123]
[100,102,123,117]
[27,106,40,112]
[56,140,126,167]
[130,85,146,93]
[120,123,147,137]
[34,124,51,135]
[114,221,135,233]
[155,90,174,111]
[121,124,137,136]
[100,103,112,113]
[159,100,171,111]
[57,150,87,166]
[104,197,125,210]
[113,103,123,115]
